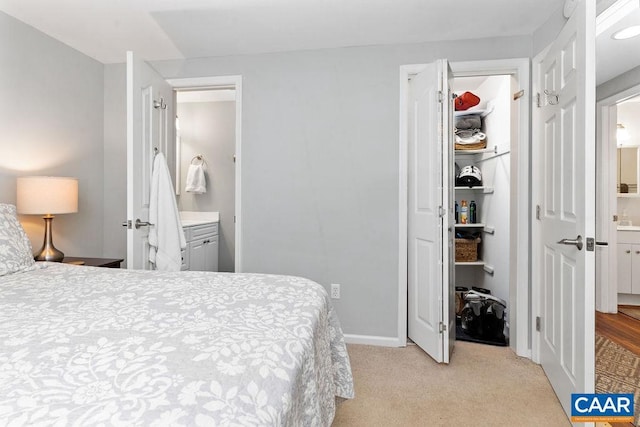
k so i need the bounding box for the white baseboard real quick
[343,334,404,347]
[618,294,640,306]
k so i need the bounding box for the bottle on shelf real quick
[455,201,459,223]
[460,200,468,224]
[470,200,477,224]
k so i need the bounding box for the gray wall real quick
[143,37,532,338]
[532,3,566,57]
[0,11,105,258]
[178,101,236,272]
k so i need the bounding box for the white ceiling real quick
[1,0,638,85]
[0,0,565,64]
[596,6,640,85]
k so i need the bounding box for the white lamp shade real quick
[16,176,78,215]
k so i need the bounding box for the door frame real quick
[398,58,531,357]
[596,82,640,313]
[166,75,244,273]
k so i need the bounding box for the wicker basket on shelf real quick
[455,237,481,262]
[454,141,487,150]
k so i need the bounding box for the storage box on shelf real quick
[455,238,481,262]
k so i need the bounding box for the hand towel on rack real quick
[185,164,206,194]
[149,152,186,271]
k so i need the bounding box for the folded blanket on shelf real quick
[455,115,482,130]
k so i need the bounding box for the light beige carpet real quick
[333,342,570,427]
[595,333,640,426]
[619,306,640,322]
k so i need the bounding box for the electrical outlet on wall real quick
[330,283,341,299]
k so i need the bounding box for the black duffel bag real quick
[460,290,506,341]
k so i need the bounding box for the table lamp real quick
[16,176,78,262]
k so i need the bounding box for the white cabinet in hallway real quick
[617,229,640,295]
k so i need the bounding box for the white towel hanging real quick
[185,164,207,193]
[149,152,187,271]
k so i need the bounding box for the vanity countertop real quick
[618,225,640,231]
[180,211,219,227]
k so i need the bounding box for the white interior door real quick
[533,0,595,418]
[126,51,175,269]
[408,59,454,363]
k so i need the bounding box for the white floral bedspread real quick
[0,263,354,426]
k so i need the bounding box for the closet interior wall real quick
[453,75,512,308]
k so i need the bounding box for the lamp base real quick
[34,216,64,262]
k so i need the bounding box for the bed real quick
[0,204,354,426]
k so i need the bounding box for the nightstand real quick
[62,257,124,268]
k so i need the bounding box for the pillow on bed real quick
[0,203,36,276]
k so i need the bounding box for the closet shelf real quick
[455,223,485,228]
[454,147,497,156]
[455,261,495,275]
[454,186,494,194]
[455,261,485,266]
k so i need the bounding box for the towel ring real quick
[191,154,206,166]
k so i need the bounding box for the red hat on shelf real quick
[454,91,480,111]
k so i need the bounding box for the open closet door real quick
[126,51,175,269]
[408,59,455,363]
[533,0,595,418]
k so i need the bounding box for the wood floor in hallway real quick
[596,308,640,427]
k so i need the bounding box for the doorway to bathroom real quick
[596,83,640,313]
[169,75,243,273]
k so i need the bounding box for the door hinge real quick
[438,206,446,218]
[438,91,443,103]
[536,205,541,220]
[613,214,619,222]
[536,316,541,332]
[537,90,559,108]
[234,215,236,223]
[233,154,236,163]
[153,97,167,110]
[439,322,447,333]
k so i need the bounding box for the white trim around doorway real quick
[166,75,243,273]
[398,58,531,357]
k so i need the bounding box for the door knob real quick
[122,219,153,229]
[134,219,152,229]
[557,235,583,251]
